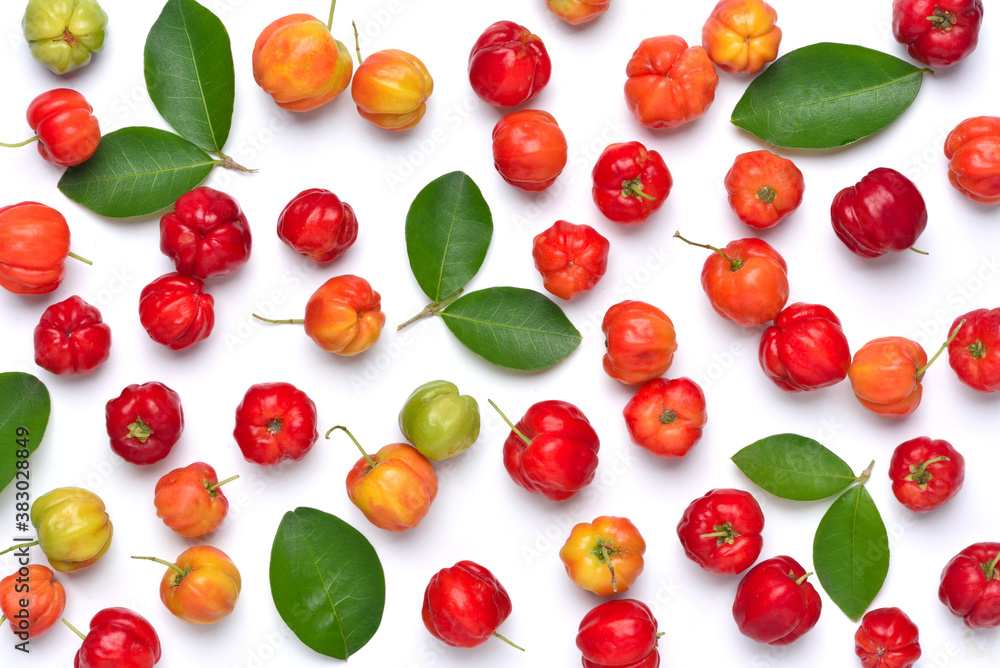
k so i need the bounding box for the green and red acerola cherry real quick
[253,274,385,356]
[154,462,238,537]
[132,546,241,625]
[468,20,551,107]
[1,88,100,166]
[491,399,600,502]
[576,599,662,668]
[854,606,921,668]
[889,436,965,512]
[105,382,184,466]
[0,564,66,639]
[676,488,764,575]
[892,0,983,69]
[559,516,646,596]
[938,542,1000,629]
[159,187,252,279]
[276,188,358,263]
[732,555,821,645]
[233,382,319,465]
[350,32,433,132]
[602,301,678,384]
[758,302,852,392]
[422,560,522,650]
[33,295,111,376]
[674,232,788,327]
[398,380,481,462]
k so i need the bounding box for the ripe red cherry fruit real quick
[576,599,661,668]
[830,167,927,259]
[758,302,852,392]
[159,187,252,279]
[732,555,821,645]
[276,188,358,263]
[421,560,521,650]
[889,436,965,512]
[854,606,921,668]
[33,295,112,375]
[938,542,1000,629]
[676,488,764,575]
[467,20,551,107]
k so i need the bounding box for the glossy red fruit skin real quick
[758,302,851,392]
[276,188,358,263]
[724,149,804,229]
[532,220,610,300]
[601,300,678,384]
[26,88,101,166]
[233,381,319,465]
[138,273,215,351]
[74,607,162,668]
[591,141,673,225]
[699,238,789,327]
[105,381,184,466]
[33,295,111,375]
[676,488,764,575]
[733,555,821,645]
[491,109,567,192]
[422,560,513,648]
[467,20,551,107]
[888,436,965,512]
[947,308,1000,392]
[159,187,252,279]
[938,542,1000,629]
[622,377,706,459]
[854,606,922,668]
[891,0,983,68]
[944,116,1000,203]
[830,168,927,258]
[501,399,600,502]
[576,599,660,668]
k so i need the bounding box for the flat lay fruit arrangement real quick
[0,0,998,666]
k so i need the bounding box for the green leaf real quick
[406,171,493,302]
[731,43,926,149]
[732,434,857,501]
[0,373,50,494]
[58,127,215,218]
[813,485,889,620]
[440,287,581,371]
[269,507,385,660]
[144,0,235,153]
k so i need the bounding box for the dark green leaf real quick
[813,485,889,620]
[732,434,856,501]
[269,507,385,660]
[731,43,926,149]
[144,0,235,153]
[440,287,581,371]
[406,171,493,302]
[58,127,215,218]
[0,373,50,494]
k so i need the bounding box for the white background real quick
[1,0,999,666]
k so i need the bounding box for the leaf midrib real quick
[300,520,349,658]
[440,310,581,339]
[176,0,221,153]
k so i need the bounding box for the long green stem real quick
[487,399,531,445]
[132,555,185,578]
[673,231,742,270]
[326,0,337,30]
[68,251,92,265]
[492,631,525,651]
[0,540,38,556]
[916,319,965,379]
[63,618,86,640]
[326,425,377,468]
[352,21,363,63]
[252,314,304,325]
[206,474,239,494]
[0,137,38,148]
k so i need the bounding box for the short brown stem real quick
[217,154,256,173]
[252,313,305,325]
[326,425,378,469]
[488,399,531,446]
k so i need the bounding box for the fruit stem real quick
[916,319,965,379]
[0,540,38,556]
[597,540,618,592]
[0,136,38,148]
[856,460,875,485]
[216,154,257,173]
[908,246,929,255]
[132,555,186,578]
[795,571,813,586]
[984,551,1000,580]
[68,251,92,265]
[63,618,86,640]
[327,0,337,30]
[492,632,525,651]
[673,231,742,270]
[397,289,463,330]
[621,177,655,201]
[326,425,378,469]
[206,474,240,493]
[756,185,777,204]
[487,399,531,446]
[352,20,363,63]
[252,314,305,325]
